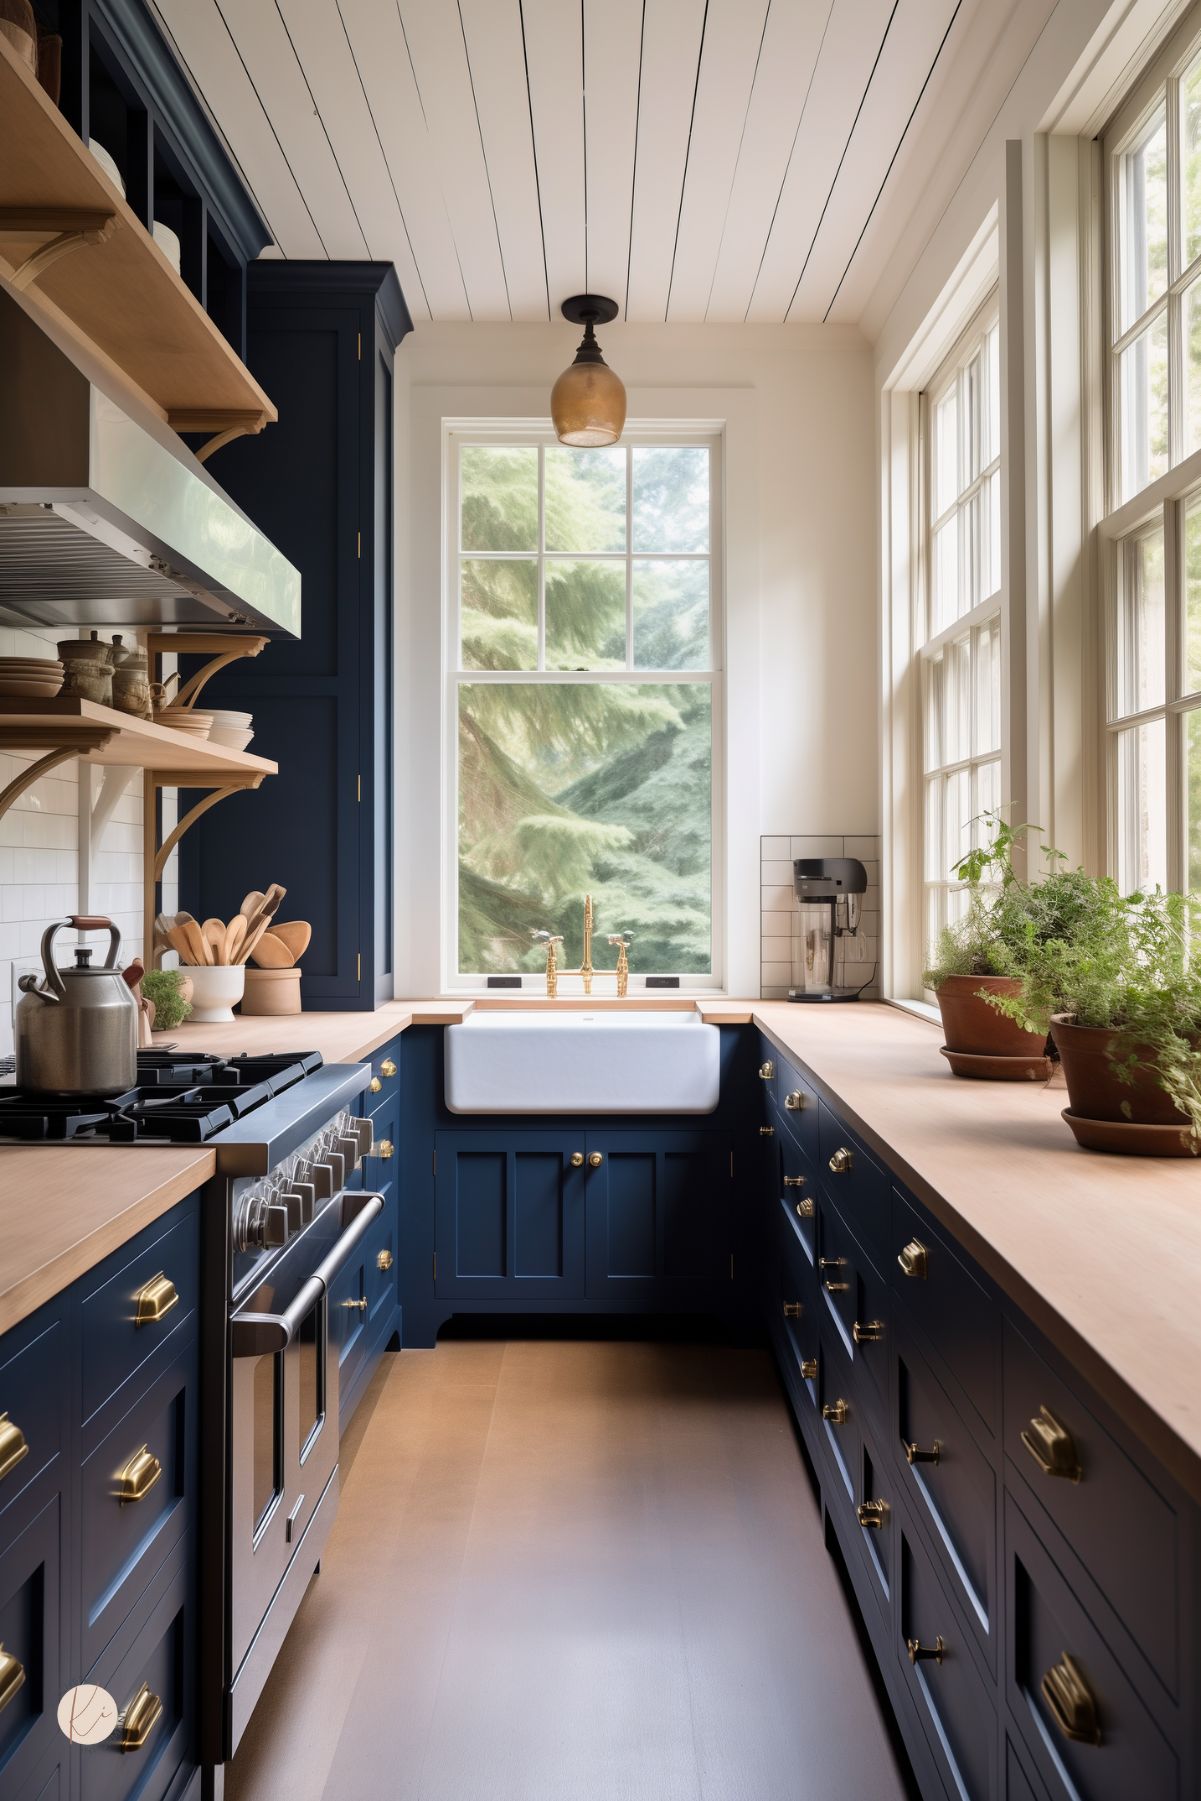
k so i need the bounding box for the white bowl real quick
[209,726,254,752]
[207,709,253,727]
[184,963,245,1023]
[88,139,125,197]
[152,221,182,273]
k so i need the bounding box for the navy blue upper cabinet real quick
[181,264,411,1009]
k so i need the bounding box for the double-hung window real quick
[445,428,722,989]
[918,302,1002,960]
[1103,9,1201,893]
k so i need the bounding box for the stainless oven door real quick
[227,1191,384,1682]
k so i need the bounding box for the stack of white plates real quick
[0,656,64,699]
[208,708,254,752]
[156,707,213,738]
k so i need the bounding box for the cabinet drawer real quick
[897,1505,998,1801]
[772,1227,819,1416]
[815,1197,889,1422]
[360,1087,399,1185]
[82,1545,192,1801]
[771,1054,819,1165]
[80,1209,197,1430]
[80,1345,195,1670]
[890,1190,998,1437]
[0,1494,62,1800]
[1003,1320,1181,1699]
[1006,1740,1049,1801]
[852,1422,895,1619]
[816,1324,860,1505]
[329,1250,369,1400]
[896,1332,997,1669]
[818,1104,888,1260]
[0,1311,66,1532]
[1006,1493,1178,1801]
[771,1126,816,1266]
[364,1041,400,1117]
[366,1193,398,1327]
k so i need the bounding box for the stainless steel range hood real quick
[0,290,300,636]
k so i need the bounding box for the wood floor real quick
[226,1338,910,1801]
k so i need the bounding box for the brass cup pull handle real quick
[376,1248,394,1272]
[799,1358,818,1381]
[376,1139,394,1160]
[570,1152,585,1167]
[341,1297,368,1313]
[0,1414,29,1483]
[823,1279,849,1295]
[897,1239,928,1279]
[119,1681,163,1752]
[1041,1652,1102,1746]
[0,1644,25,1714]
[828,1146,854,1174]
[588,1152,604,1169]
[758,1125,775,1137]
[856,1499,889,1529]
[113,1445,162,1505]
[1021,1405,1083,1483]
[905,1440,942,1466]
[822,1398,848,1426]
[133,1273,179,1328]
[794,1197,815,1218]
[758,1061,775,1080]
[379,1058,397,1079]
[907,1635,945,1667]
[784,1090,805,1111]
[782,1301,802,1319]
[819,1257,847,1291]
[783,1174,806,1188]
[369,1076,382,1094]
[852,1319,885,1345]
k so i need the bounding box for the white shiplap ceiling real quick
[152,0,1056,327]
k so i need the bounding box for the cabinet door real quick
[584,1132,732,1303]
[434,1134,586,1302]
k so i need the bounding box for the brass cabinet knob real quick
[828,1146,854,1174]
[119,1681,163,1752]
[758,1125,775,1137]
[904,1440,942,1466]
[1041,1652,1102,1745]
[370,1076,382,1094]
[377,1139,394,1160]
[113,1445,162,1506]
[782,1301,802,1319]
[758,1061,775,1080]
[906,1635,945,1667]
[0,1644,25,1714]
[588,1152,604,1169]
[897,1239,928,1279]
[852,1319,885,1345]
[380,1058,397,1079]
[783,1174,806,1188]
[1021,1405,1083,1482]
[799,1358,818,1381]
[376,1248,394,1272]
[794,1197,815,1219]
[856,1499,889,1530]
[133,1272,179,1328]
[570,1152,585,1167]
[822,1398,848,1426]
[0,1414,29,1484]
[784,1090,805,1111]
[341,1297,368,1313]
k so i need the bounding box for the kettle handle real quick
[33,915,123,1002]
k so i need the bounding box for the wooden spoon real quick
[237,915,273,965]
[221,914,247,965]
[202,918,226,961]
[239,890,264,923]
[166,923,197,966]
[250,929,294,969]
[268,920,311,963]
[176,914,209,967]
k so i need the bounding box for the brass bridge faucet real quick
[532,895,631,997]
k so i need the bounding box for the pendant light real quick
[550,295,626,448]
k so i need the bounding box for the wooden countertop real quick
[0,1145,215,1336]
[751,1001,1201,1500]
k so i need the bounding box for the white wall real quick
[395,321,877,997]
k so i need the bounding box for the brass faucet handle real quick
[607,932,632,946]
[530,931,563,946]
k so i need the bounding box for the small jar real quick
[60,659,113,705]
[112,666,151,717]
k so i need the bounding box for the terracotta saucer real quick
[1061,1109,1200,1157]
[940,1046,1053,1081]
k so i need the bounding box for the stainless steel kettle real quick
[15,916,138,1096]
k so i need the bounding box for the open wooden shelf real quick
[0,695,277,779]
[0,33,275,444]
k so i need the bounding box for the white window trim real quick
[441,420,727,995]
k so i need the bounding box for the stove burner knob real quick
[326,1150,347,1190]
[258,1202,290,1249]
[312,1153,346,1197]
[282,1192,305,1233]
[335,1133,359,1172]
[351,1117,374,1158]
[290,1181,317,1225]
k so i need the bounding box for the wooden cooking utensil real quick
[166,923,195,965]
[249,930,294,969]
[239,890,264,923]
[268,920,311,963]
[237,915,272,965]
[202,918,226,960]
[175,914,209,966]
[221,914,247,965]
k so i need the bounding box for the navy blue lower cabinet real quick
[584,1131,733,1302]
[0,1492,63,1800]
[435,1133,587,1305]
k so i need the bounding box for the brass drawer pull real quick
[0,1414,29,1483]
[758,1060,775,1080]
[379,1058,397,1079]
[119,1681,163,1752]
[758,1125,775,1137]
[852,1319,885,1345]
[376,1138,394,1160]
[133,1272,179,1328]
[1021,1405,1082,1483]
[828,1146,854,1174]
[782,1301,802,1319]
[1041,1652,1102,1746]
[799,1357,818,1381]
[369,1075,382,1094]
[783,1174,806,1188]
[907,1635,945,1666]
[113,1445,162,1505]
[0,1644,25,1714]
[819,1255,848,1294]
[905,1440,942,1466]
[822,1398,848,1426]
[376,1248,394,1273]
[784,1090,805,1111]
[856,1499,889,1530]
[794,1197,814,1219]
[897,1239,928,1279]
[341,1297,368,1313]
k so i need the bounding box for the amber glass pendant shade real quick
[551,295,626,448]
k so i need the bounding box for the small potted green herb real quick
[141,968,192,1032]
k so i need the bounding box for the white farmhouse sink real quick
[445,1009,721,1114]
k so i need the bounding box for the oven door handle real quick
[230,1194,386,1358]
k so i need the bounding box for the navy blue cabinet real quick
[435,1134,586,1305]
[181,264,411,1009]
[584,1131,734,1302]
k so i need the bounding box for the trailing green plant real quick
[921,814,1048,990]
[141,968,191,1031]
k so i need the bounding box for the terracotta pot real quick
[1049,1014,1191,1126]
[935,975,1045,1057]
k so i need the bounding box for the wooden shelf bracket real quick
[0,727,115,827]
[146,632,269,712]
[0,206,116,291]
[144,769,265,965]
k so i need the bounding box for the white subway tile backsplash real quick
[760,885,793,911]
[791,836,843,859]
[761,860,794,887]
[760,911,790,939]
[760,830,882,1000]
[760,836,791,860]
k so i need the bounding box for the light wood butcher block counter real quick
[752,1000,1201,1500]
[0,1144,215,1335]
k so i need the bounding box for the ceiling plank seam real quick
[664,0,711,323]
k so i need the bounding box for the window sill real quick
[885,996,941,1026]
